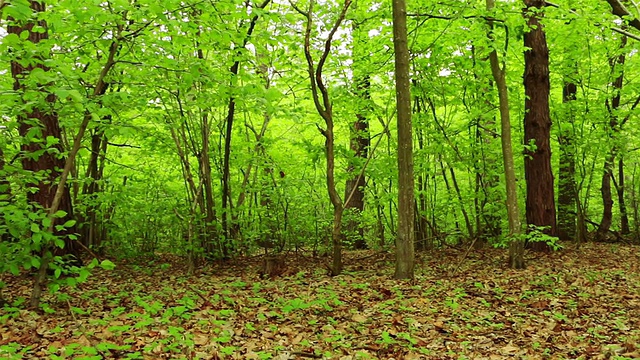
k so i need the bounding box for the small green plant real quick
[525,225,563,251]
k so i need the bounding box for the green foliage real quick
[525,225,564,251]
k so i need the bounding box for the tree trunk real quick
[486,0,524,268]
[8,2,80,260]
[0,144,8,200]
[200,113,218,254]
[470,44,501,246]
[344,75,370,250]
[80,127,108,250]
[392,0,415,279]
[618,158,630,235]
[523,0,557,250]
[599,35,627,240]
[0,144,9,242]
[297,0,351,275]
[557,80,577,241]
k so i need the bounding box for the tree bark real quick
[0,144,9,242]
[221,0,271,256]
[81,128,108,250]
[8,1,80,259]
[599,34,627,240]
[486,0,524,268]
[294,0,351,275]
[344,75,370,249]
[392,0,415,279]
[523,0,557,250]
[618,158,630,235]
[557,81,577,241]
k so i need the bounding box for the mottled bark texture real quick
[8,1,80,259]
[344,76,370,249]
[557,81,577,241]
[523,0,557,251]
[392,0,415,279]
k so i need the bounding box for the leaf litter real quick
[1,243,640,359]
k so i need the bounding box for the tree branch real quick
[545,1,640,41]
[603,0,640,31]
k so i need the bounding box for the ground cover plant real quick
[2,243,640,359]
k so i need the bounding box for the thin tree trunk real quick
[523,0,557,250]
[618,158,630,235]
[486,0,524,268]
[449,165,473,239]
[294,0,351,275]
[200,113,217,253]
[557,80,577,241]
[194,34,218,255]
[221,0,271,256]
[599,34,627,240]
[344,75,370,249]
[631,165,640,240]
[392,0,415,279]
[0,145,8,243]
[470,45,500,246]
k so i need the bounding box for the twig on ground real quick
[291,351,322,359]
[450,237,478,276]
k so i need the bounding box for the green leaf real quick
[54,238,65,248]
[78,268,90,282]
[31,223,40,233]
[31,257,41,269]
[42,217,52,229]
[49,283,60,293]
[62,220,77,228]
[100,260,116,270]
[9,263,20,276]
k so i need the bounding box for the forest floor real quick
[2,243,640,359]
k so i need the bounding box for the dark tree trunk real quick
[221,85,236,257]
[201,116,218,253]
[599,35,627,240]
[80,127,108,251]
[0,145,8,197]
[344,75,370,250]
[600,152,615,239]
[413,95,431,250]
[618,158,630,235]
[8,2,80,259]
[0,145,9,242]
[557,81,577,241]
[221,2,270,256]
[523,0,557,251]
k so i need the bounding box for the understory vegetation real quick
[2,245,640,359]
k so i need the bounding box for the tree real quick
[392,0,415,279]
[7,0,80,260]
[221,0,271,255]
[523,0,557,249]
[557,78,577,241]
[344,17,371,250]
[292,0,353,275]
[486,0,525,268]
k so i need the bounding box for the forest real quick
[2,0,640,358]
